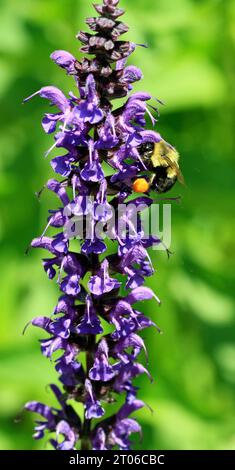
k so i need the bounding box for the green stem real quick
[81,416,92,450]
[81,336,96,450]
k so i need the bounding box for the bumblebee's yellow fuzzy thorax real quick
[151,141,179,178]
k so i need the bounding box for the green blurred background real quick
[0,0,235,450]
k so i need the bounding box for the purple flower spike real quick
[25,0,177,451]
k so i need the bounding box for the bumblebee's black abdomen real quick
[153,167,177,193]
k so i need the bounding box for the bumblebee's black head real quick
[139,141,155,155]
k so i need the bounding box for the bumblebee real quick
[133,140,184,194]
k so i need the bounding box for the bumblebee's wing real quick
[164,155,185,185]
[177,169,185,185]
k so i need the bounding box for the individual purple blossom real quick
[91,392,144,450]
[89,339,116,382]
[80,151,104,182]
[111,333,147,364]
[113,362,152,394]
[50,50,76,75]
[85,379,105,419]
[24,400,56,440]
[92,427,107,450]
[60,274,81,296]
[55,356,85,387]
[96,113,119,149]
[25,385,80,446]
[81,237,107,256]
[76,74,104,124]
[24,0,175,451]
[88,259,121,295]
[75,296,103,335]
[94,179,114,222]
[55,420,77,450]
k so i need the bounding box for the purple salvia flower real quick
[56,420,77,450]
[88,259,121,295]
[89,339,116,382]
[80,141,105,182]
[94,180,114,222]
[24,0,177,450]
[60,274,81,296]
[50,50,76,74]
[85,379,105,419]
[81,237,107,256]
[75,296,103,335]
[56,356,85,387]
[76,74,104,124]
[25,385,81,445]
[92,427,107,450]
[112,333,147,364]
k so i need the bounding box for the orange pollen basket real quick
[132,178,150,193]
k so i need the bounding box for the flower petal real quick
[50,50,76,74]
